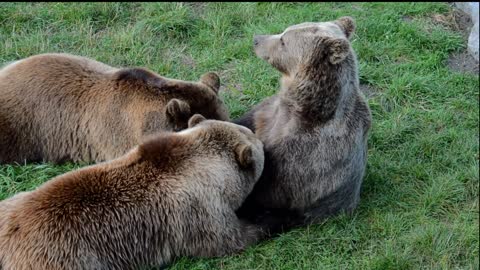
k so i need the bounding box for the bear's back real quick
[0,54,121,163]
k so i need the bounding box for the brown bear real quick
[0,53,229,164]
[235,17,372,229]
[0,115,265,270]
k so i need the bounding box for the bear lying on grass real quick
[0,53,229,164]
[0,115,265,269]
[236,17,372,229]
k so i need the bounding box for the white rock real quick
[455,2,479,62]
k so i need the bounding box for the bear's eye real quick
[280,37,285,46]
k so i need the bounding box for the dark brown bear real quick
[0,53,229,164]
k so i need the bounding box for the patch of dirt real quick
[220,82,244,94]
[431,5,479,74]
[360,84,380,99]
[431,7,472,39]
[218,62,244,94]
[402,15,413,23]
[403,5,478,74]
[179,54,196,68]
[446,51,479,75]
[438,5,479,74]
[161,46,197,69]
[395,55,413,64]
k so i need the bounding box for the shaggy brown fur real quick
[0,53,229,164]
[0,115,265,270]
[235,17,372,229]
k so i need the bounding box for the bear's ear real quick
[166,99,191,121]
[326,38,350,64]
[188,114,206,128]
[334,16,355,40]
[235,143,253,168]
[314,37,350,65]
[199,72,220,94]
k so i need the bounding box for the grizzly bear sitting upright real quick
[0,115,265,270]
[0,53,229,164]
[236,17,372,228]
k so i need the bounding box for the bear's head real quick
[163,72,230,131]
[185,114,264,183]
[114,68,230,132]
[253,16,355,75]
[139,114,264,209]
[188,114,264,208]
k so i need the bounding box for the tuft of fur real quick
[235,17,372,231]
[0,53,229,164]
[0,117,265,270]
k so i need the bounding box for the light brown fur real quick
[0,115,265,270]
[235,17,372,229]
[0,53,229,164]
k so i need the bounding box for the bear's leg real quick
[213,218,266,256]
[233,109,257,131]
[190,214,266,258]
[304,175,362,225]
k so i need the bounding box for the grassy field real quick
[0,2,478,269]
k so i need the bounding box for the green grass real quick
[0,2,478,269]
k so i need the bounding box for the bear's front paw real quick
[199,72,220,93]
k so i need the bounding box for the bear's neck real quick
[281,61,351,124]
